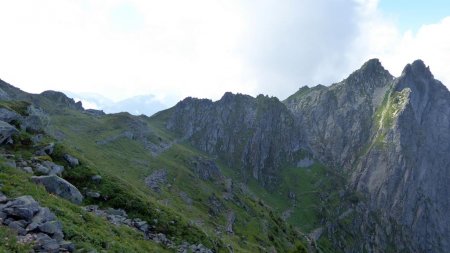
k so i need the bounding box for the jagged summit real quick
[218,91,254,104]
[40,90,84,110]
[360,58,383,72]
[344,58,393,88]
[352,58,389,76]
[396,59,449,97]
[401,59,434,80]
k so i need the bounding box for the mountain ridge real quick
[160,58,449,252]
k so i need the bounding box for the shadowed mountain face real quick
[0,59,449,252]
[353,60,450,252]
[165,59,395,184]
[165,93,301,188]
[284,59,394,169]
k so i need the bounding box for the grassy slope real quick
[0,163,168,253]
[46,108,308,252]
[0,91,345,252]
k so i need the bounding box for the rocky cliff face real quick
[166,59,394,184]
[351,60,450,253]
[163,59,449,252]
[166,93,301,187]
[0,79,83,111]
[284,59,394,169]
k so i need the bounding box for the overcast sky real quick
[0,0,449,108]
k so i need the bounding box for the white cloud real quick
[375,17,450,85]
[0,0,251,103]
[0,0,449,110]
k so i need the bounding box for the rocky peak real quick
[344,58,393,89]
[40,91,83,111]
[219,92,235,102]
[352,60,450,252]
[394,60,450,123]
[165,91,298,187]
[359,58,384,73]
[217,92,254,106]
[401,59,434,80]
[396,59,447,93]
[0,79,30,100]
[178,96,212,106]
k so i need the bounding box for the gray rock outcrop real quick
[207,194,225,216]
[91,175,102,184]
[84,205,213,252]
[0,108,21,123]
[226,211,236,234]
[84,109,105,116]
[145,169,168,193]
[0,120,18,144]
[41,161,64,176]
[190,157,222,181]
[40,90,83,111]
[31,175,83,205]
[0,194,74,252]
[63,154,79,167]
[35,143,55,156]
[21,106,48,133]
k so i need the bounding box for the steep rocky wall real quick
[166,93,301,187]
[163,59,449,252]
[284,59,393,169]
[352,60,450,253]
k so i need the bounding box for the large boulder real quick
[1,196,40,221]
[0,120,18,144]
[31,175,83,205]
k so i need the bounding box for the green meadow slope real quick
[0,84,316,252]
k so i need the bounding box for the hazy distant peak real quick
[64,92,169,116]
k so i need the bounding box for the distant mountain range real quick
[64,91,169,116]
